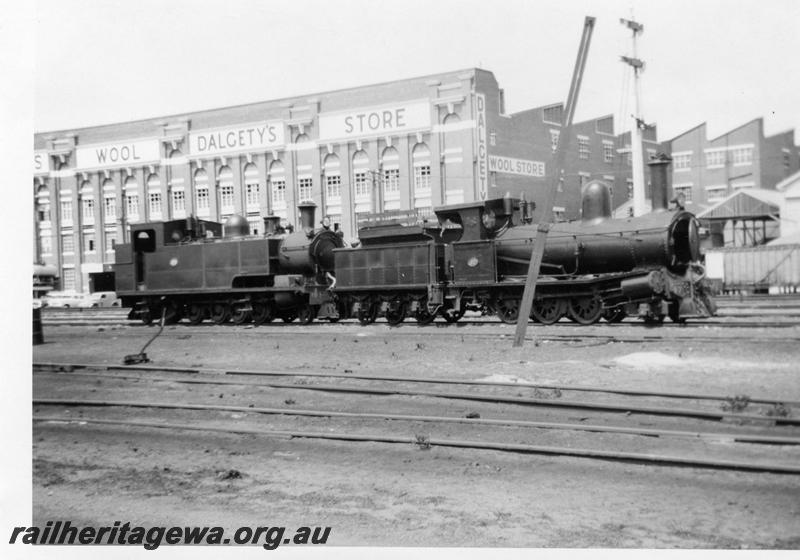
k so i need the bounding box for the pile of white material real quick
[613,352,686,368]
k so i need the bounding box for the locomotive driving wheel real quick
[495,297,521,324]
[413,297,436,325]
[530,298,565,325]
[209,302,231,325]
[230,304,252,325]
[250,300,275,325]
[567,295,604,325]
[357,299,378,326]
[186,303,206,325]
[385,299,407,326]
[441,301,466,323]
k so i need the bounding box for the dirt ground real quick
[31,319,800,548]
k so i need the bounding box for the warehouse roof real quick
[696,189,783,220]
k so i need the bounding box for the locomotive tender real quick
[114,159,715,326]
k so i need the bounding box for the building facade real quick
[666,119,800,207]
[34,68,642,293]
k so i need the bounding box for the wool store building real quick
[33,68,638,293]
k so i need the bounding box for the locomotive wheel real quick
[210,303,231,325]
[357,301,378,326]
[412,297,436,325]
[385,301,407,326]
[140,309,154,326]
[251,301,275,325]
[495,298,521,324]
[530,298,565,325]
[441,302,466,323]
[567,295,603,325]
[296,304,315,325]
[602,306,627,323]
[163,300,182,325]
[186,303,206,325]
[231,305,252,325]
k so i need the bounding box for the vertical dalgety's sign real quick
[475,94,488,200]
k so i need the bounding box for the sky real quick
[30,0,800,143]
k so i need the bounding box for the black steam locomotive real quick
[114,165,715,326]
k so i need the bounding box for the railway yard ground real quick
[29,295,800,548]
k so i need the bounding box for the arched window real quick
[123,176,139,222]
[194,169,210,217]
[381,146,400,211]
[80,181,95,225]
[352,150,371,216]
[323,154,342,225]
[146,174,162,220]
[268,160,287,221]
[102,179,117,222]
[412,143,432,216]
[244,163,260,211]
[217,166,235,216]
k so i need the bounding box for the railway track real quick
[33,362,800,474]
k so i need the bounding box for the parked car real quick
[42,291,84,308]
[79,291,122,308]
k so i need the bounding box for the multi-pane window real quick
[246,183,260,207]
[298,178,313,201]
[383,168,399,194]
[62,269,75,291]
[414,165,431,192]
[82,198,95,222]
[220,185,235,210]
[354,172,370,197]
[62,234,74,253]
[732,147,753,166]
[83,232,95,253]
[40,234,52,255]
[603,142,614,163]
[104,194,117,221]
[149,192,163,217]
[126,194,139,221]
[543,105,562,124]
[705,150,726,168]
[673,185,693,203]
[271,180,286,203]
[60,200,73,225]
[326,174,341,199]
[196,187,209,212]
[673,153,692,171]
[171,190,186,214]
[706,186,727,202]
[550,130,560,153]
[578,136,590,159]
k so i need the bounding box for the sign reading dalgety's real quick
[189,122,285,157]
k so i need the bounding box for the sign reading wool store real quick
[488,155,546,177]
[189,122,285,156]
[76,139,160,170]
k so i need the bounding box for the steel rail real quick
[32,397,800,445]
[33,361,800,407]
[32,415,800,475]
[33,366,800,425]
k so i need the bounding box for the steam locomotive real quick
[113,159,715,326]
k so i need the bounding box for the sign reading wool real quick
[488,155,546,177]
[189,122,284,156]
[318,100,430,141]
[76,139,160,170]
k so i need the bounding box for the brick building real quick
[33,68,644,293]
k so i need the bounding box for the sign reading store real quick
[189,121,285,157]
[318,100,431,142]
[76,138,161,170]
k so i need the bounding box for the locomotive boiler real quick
[114,202,343,325]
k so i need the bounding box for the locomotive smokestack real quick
[581,180,612,223]
[298,202,317,236]
[263,215,281,236]
[648,153,672,212]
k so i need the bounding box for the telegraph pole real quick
[621,17,647,216]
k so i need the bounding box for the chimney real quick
[647,153,672,212]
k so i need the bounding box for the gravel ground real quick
[31,318,800,548]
